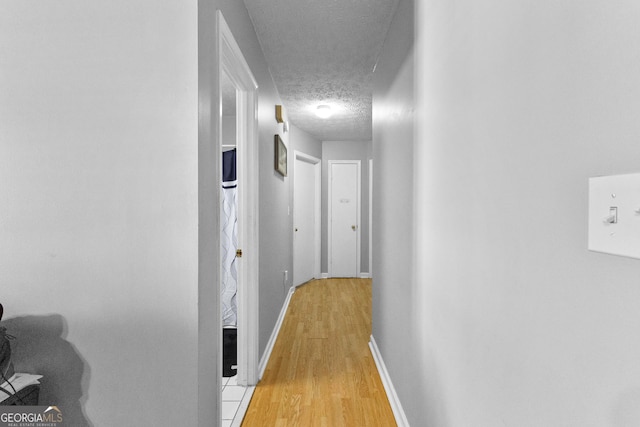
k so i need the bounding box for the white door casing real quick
[201,9,261,426]
[328,160,361,278]
[293,152,321,286]
[219,13,260,389]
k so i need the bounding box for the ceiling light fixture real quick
[315,105,333,119]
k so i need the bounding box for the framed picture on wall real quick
[274,134,287,176]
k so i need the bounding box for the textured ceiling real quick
[244,0,400,141]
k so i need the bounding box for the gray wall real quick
[1,1,199,425]
[290,124,322,160]
[374,0,640,425]
[371,0,416,422]
[222,115,236,149]
[321,141,372,275]
[0,1,291,425]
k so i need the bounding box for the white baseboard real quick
[369,335,410,427]
[321,273,370,279]
[259,286,295,379]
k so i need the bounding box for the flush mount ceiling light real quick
[315,104,333,119]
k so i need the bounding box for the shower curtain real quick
[221,149,238,327]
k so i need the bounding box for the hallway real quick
[241,279,396,426]
[4,0,640,425]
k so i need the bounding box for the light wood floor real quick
[241,278,396,426]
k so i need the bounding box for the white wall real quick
[0,1,198,425]
[374,0,640,425]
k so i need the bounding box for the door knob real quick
[351,225,356,231]
[295,228,298,232]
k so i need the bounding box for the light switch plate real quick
[588,173,640,259]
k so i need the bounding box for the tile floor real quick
[222,375,254,427]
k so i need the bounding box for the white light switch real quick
[588,173,640,259]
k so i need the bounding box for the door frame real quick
[293,151,321,286]
[198,10,259,426]
[219,11,260,389]
[327,160,362,278]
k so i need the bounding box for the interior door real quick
[293,155,318,286]
[329,161,360,277]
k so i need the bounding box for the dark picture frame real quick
[274,134,287,176]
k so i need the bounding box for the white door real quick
[293,154,320,286]
[329,161,361,277]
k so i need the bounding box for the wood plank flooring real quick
[241,278,396,426]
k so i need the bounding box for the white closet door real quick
[329,161,360,278]
[293,157,318,286]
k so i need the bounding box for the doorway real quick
[217,11,260,388]
[197,10,259,427]
[293,151,321,286]
[328,160,361,278]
